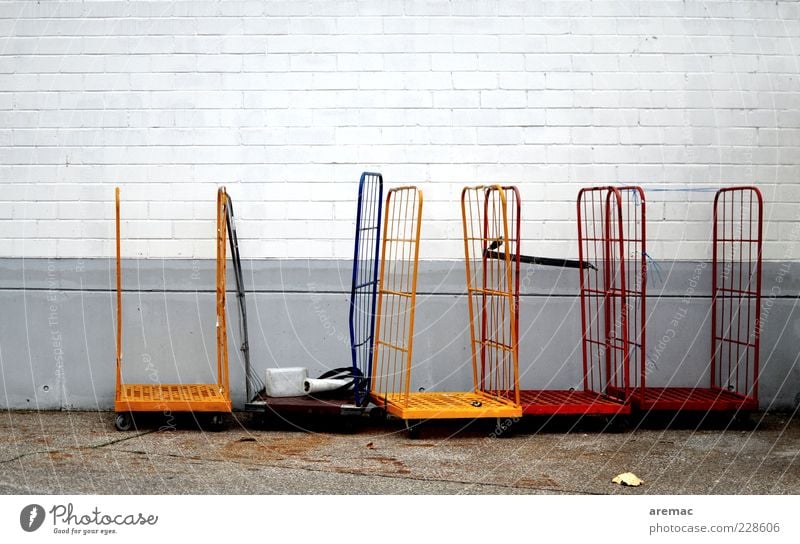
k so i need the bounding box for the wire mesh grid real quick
[370,186,423,404]
[711,186,763,401]
[618,187,647,395]
[577,186,644,402]
[349,172,384,406]
[461,185,520,405]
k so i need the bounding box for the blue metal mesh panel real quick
[349,172,383,406]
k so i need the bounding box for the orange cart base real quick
[115,384,232,413]
[373,391,522,420]
[519,389,630,416]
[635,387,758,412]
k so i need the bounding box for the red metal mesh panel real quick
[577,186,644,401]
[619,188,647,395]
[711,187,763,401]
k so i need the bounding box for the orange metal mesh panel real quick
[121,384,226,402]
[461,185,520,405]
[117,384,230,412]
[382,391,520,419]
[370,187,423,404]
[216,188,230,396]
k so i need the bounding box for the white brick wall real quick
[0,0,798,260]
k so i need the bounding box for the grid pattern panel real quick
[577,187,634,400]
[384,391,518,416]
[370,187,422,404]
[118,384,230,412]
[121,384,226,402]
[711,187,763,401]
[640,388,759,411]
[350,172,384,406]
[461,185,520,405]
[617,187,646,394]
[519,390,628,416]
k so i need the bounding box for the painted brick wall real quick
[0,0,798,261]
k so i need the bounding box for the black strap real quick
[484,250,595,270]
[224,192,260,401]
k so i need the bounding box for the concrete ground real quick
[0,410,797,494]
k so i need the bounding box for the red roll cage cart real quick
[633,186,763,414]
[505,186,645,418]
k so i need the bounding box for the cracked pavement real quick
[0,411,797,494]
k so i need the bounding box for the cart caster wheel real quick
[369,406,387,421]
[605,415,629,433]
[114,413,133,432]
[207,413,226,432]
[405,419,422,439]
[339,417,359,434]
[257,411,279,429]
[255,413,270,429]
[494,417,515,438]
[732,411,754,430]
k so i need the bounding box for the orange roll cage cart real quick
[369,186,521,435]
[113,187,232,431]
[633,186,762,413]
[516,186,644,417]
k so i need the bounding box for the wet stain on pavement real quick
[221,433,333,462]
[366,455,411,475]
[516,475,559,489]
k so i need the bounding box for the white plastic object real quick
[264,367,307,397]
[304,378,350,394]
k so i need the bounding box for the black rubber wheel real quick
[369,406,387,421]
[114,412,133,432]
[339,417,359,434]
[207,413,226,432]
[494,417,515,438]
[605,414,629,433]
[732,411,754,430]
[256,412,272,429]
[405,419,421,439]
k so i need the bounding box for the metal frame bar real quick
[216,188,230,396]
[115,187,122,403]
